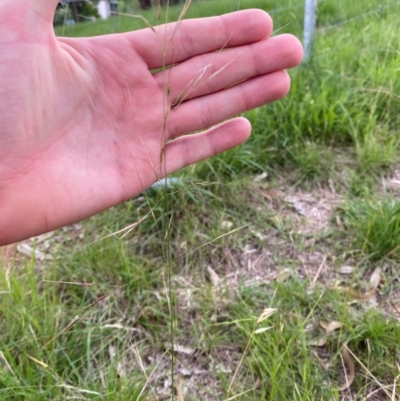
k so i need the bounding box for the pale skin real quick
[0,0,303,246]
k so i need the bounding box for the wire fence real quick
[319,0,400,31]
[57,0,400,61]
[57,0,400,30]
[302,0,400,61]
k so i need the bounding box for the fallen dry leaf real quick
[273,268,293,282]
[250,228,267,240]
[337,265,354,274]
[310,337,328,347]
[165,343,195,355]
[108,345,116,360]
[176,376,185,401]
[369,267,381,289]
[17,243,53,261]
[285,196,309,216]
[32,232,54,244]
[343,287,376,301]
[207,266,220,287]
[320,321,344,333]
[338,342,355,391]
[221,221,233,230]
[311,321,344,347]
[340,267,381,301]
[260,188,285,204]
[177,368,192,377]
[305,322,317,332]
[253,172,268,182]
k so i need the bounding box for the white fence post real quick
[303,0,316,63]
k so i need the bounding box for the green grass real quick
[338,197,400,262]
[1,0,400,399]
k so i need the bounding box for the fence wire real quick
[320,0,400,31]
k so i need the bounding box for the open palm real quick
[0,0,302,245]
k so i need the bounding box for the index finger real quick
[126,9,273,69]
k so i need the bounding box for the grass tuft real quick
[338,197,400,262]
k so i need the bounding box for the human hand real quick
[0,0,302,245]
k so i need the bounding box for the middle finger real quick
[153,34,301,104]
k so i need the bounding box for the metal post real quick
[303,0,316,63]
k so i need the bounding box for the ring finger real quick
[166,69,290,140]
